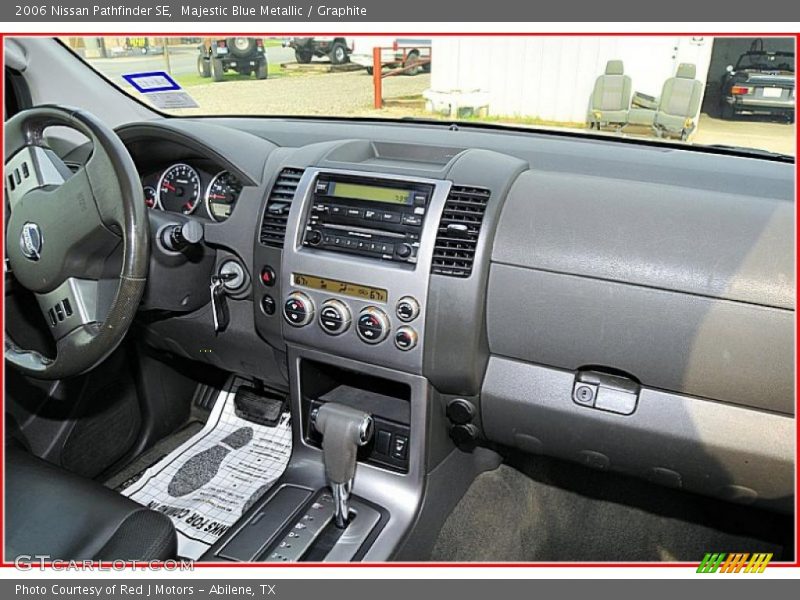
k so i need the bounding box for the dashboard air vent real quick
[259,167,305,247]
[431,186,491,278]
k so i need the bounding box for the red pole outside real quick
[373,46,382,109]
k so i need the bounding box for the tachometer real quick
[157,163,201,215]
[205,170,242,222]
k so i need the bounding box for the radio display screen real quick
[292,273,388,303]
[329,181,413,205]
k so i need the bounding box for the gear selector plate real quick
[262,490,381,562]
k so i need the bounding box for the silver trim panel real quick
[5,146,66,209]
[35,277,115,339]
[281,168,452,374]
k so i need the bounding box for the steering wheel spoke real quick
[35,277,115,341]
[5,145,71,212]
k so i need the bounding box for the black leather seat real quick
[5,445,177,561]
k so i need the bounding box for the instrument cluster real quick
[140,162,243,222]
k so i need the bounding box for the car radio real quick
[302,173,433,264]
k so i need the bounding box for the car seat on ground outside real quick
[587,60,632,130]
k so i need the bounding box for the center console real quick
[209,164,455,563]
[280,168,451,374]
[227,144,525,563]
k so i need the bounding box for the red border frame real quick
[0,30,797,571]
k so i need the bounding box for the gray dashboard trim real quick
[206,117,794,200]
[117,120,275,186]
[493,169,794,310]
[487,264,794,415]
[423,149,528,395]
[481,355,794,513]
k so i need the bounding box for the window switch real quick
[391,434,408,461]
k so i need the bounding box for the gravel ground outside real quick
[693,113,795,156]
[169,71,431,117]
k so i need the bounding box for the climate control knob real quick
[356,307,390,344]
[396,296,420,322]
[394,326,418,351]
[283,292,315,327]
[319,299,351,335]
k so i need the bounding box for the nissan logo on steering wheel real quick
[20,222,43,262]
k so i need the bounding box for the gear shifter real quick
[312,403,374,528]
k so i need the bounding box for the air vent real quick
[259,167,304,247]
[431,186,491,278]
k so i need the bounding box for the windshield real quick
[61,35,796,157]
[736,52,795,72]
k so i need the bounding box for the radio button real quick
[319,299,351,335]
[306,230,323,246]
[283,292,315,327]
[401,214,423,226]
[396,296,420,322]
[357,307,390,344]
[364,209,381,221]
[330,205,345,216]
[381,212,401,224]
[396,243,413,259]
[345,207,364,218]
[394,326,418,351]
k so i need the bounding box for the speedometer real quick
[157,164,201,215]
[205,171,242,222]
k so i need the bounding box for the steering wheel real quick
[4,106,149,379]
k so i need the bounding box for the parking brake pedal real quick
[234,387,287,427]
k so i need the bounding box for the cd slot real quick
[322,223,406,239]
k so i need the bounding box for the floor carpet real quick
[431,452,792,562]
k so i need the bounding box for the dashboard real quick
[106,117,794,516]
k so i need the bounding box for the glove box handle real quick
[572,370,640,416]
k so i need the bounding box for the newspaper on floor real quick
[123,389,292,559]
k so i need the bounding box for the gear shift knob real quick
[312,403,373,528]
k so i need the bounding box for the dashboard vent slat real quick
[431,185,491,278]
[260,167,305,247]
